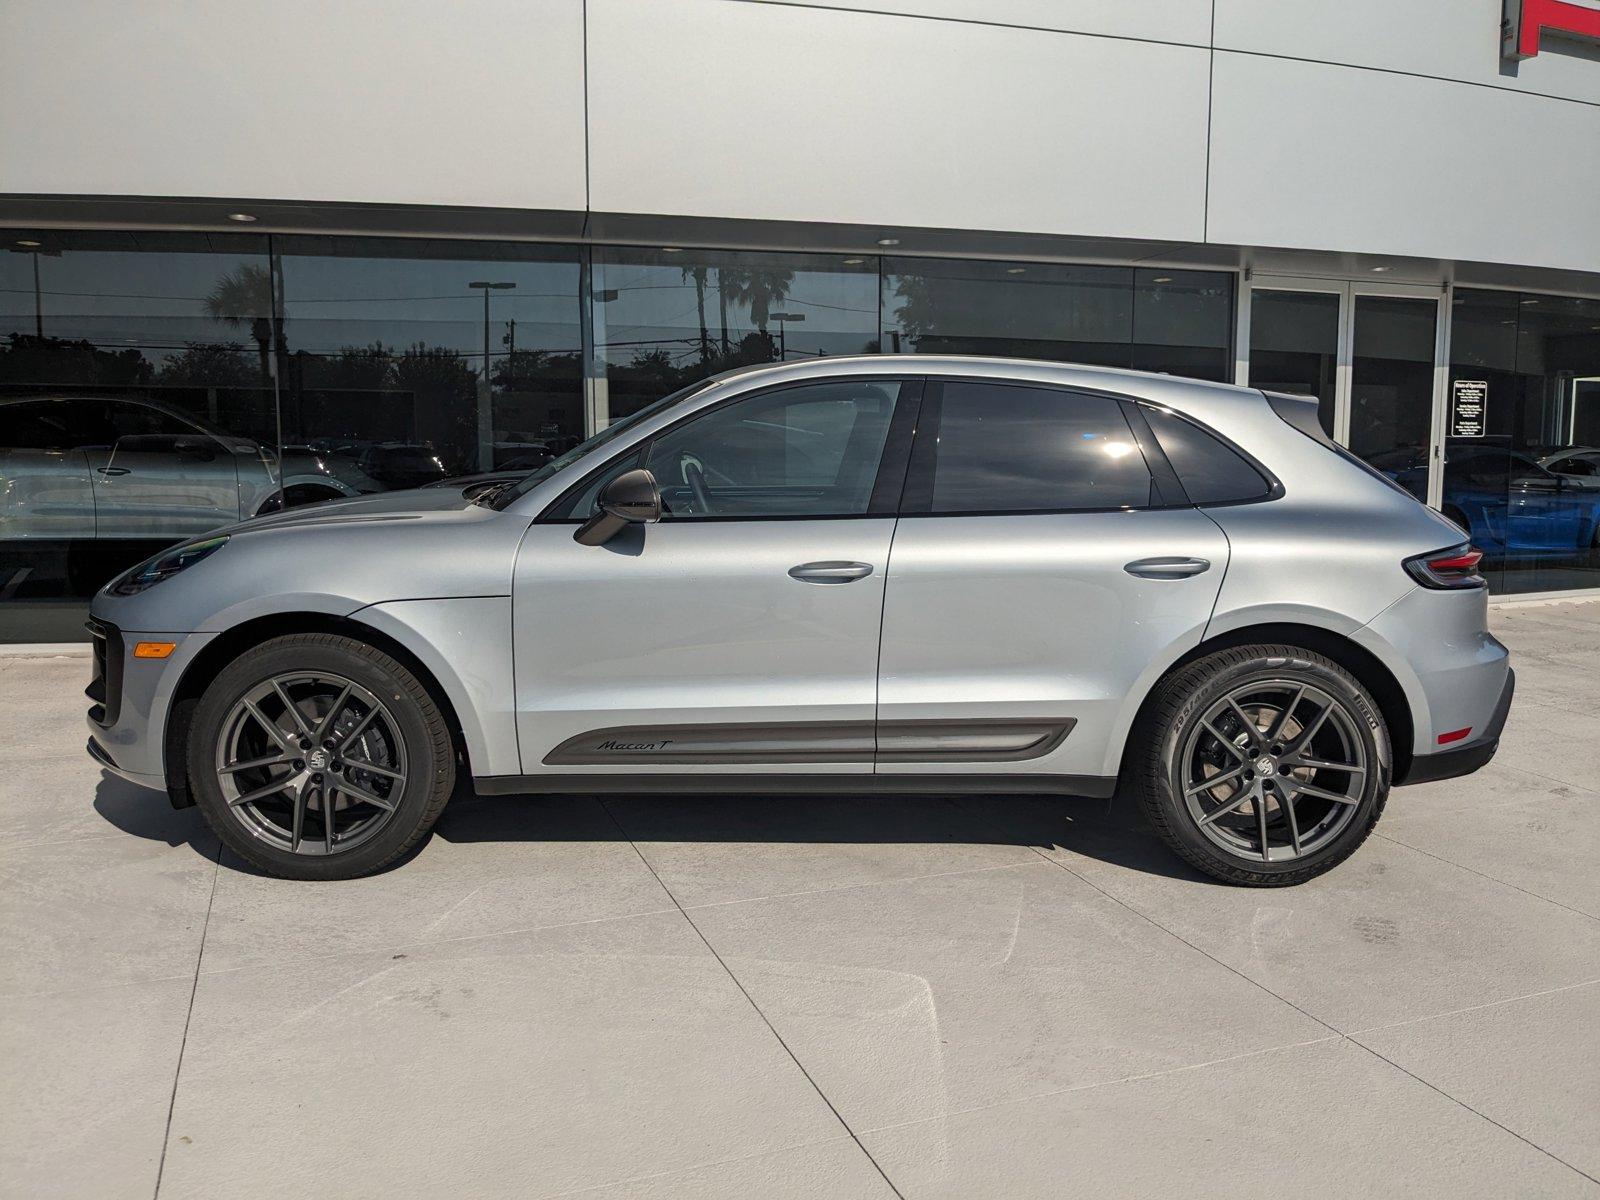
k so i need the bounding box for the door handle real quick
[95,466,131,477]
[788,561,874,584]
[1125,556,1210,579]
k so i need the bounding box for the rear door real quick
[876,379,1231,784]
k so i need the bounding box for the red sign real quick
[1503,0,1600,58]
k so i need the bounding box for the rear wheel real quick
[1131,644,1390,886]
[188,634,454,880]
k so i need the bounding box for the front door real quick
[512,378,914,776]
[876,379,1229,784]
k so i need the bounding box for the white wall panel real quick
[587,0,1210,241]
[1216,0,1600,106]
[0,0,587,209]
[1207,51,1600,274]
[738,0,1212,46]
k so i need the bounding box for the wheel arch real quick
[1117,621,1415,787]
[162,611,472,808]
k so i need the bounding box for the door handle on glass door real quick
[788,561,874,584]
[1124,557,1210,579]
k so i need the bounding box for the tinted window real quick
[105,400,204,441]
[644,380,900,518]
[1,399,104,450]
[920,382,1155,514]
[1142,406,1272,504]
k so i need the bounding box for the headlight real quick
[108,536,229,596]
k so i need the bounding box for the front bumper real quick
[84,618,209,795]
[1395,668,1515,786]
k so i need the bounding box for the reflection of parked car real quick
[357,443,448,490]
[1430,445,1600,564]
[1541,447,1600,479]
[0,396,367,541]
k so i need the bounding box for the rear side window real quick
[1142,406,1273,504]
[912,382,1156,514]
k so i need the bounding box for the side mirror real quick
[574,467,661,546]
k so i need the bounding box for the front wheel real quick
[188,634,455,880]
[1130,644,1390,886]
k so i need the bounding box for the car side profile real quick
[84,356,1513,885]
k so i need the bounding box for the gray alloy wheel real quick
[213,671,408,857]
[1179,679,1366,863]
[189,633,455,880]
[1133,643,1389,887]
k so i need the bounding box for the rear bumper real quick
[1395,668,1514,786]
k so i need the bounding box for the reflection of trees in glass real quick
[889,270,936,350]
[490,349,582,391]
[0,333,154,386]
[204,265,275,380]
[719,268,794,335]
[682,266,713,363]
[394,343,476,398]
[159,342,259,386]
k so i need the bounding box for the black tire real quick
[188,633,455,880]
[1130,644,1390,886]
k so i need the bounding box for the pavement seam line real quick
[1347,1034,1600,1187]
[594,796,908,1200]
[1373,832,1600,923]
[1349,976,1600,1037]
[151,838,222,1200]
[1001,813,1600,1188]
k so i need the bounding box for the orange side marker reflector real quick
[132,642,177,659]
[1437,727,1472,745]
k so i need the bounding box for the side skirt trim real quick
[541,718,1075,766]
[474,772,1117,798]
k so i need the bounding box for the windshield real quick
[488,377,719,509]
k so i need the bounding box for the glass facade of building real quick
[1444,289,1600,594]
[2,225,1596,641]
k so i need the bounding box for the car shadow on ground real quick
[91,771,1213,885]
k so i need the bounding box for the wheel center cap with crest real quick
[308,748,331,771]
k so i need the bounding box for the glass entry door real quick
[1242,277,1447,508]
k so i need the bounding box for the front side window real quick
[911,381,1156,514]
[643,380,900,518]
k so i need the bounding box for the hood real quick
[226,487,474,535]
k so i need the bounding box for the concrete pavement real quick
[3,601,1597,1198]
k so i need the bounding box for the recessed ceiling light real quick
[226,212,257,223]
[1005,267,1026,275]
[660,246,683,253]
[842,257,865,265]
[1151,276,1173,283]
[875,238,900,247]
[16,238,41,247]
[1369,265,1392,273]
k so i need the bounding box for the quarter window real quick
[914,382,1156,514]
[1141,406,1273,504]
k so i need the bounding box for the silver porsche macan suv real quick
[85,356,1514,885]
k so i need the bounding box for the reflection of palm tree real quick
[681,265,712,364]
[205,264,275,381]
[719,268,794,335]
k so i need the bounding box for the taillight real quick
[1404,543,1485,590]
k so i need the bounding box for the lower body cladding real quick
[474,716,1116,796]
